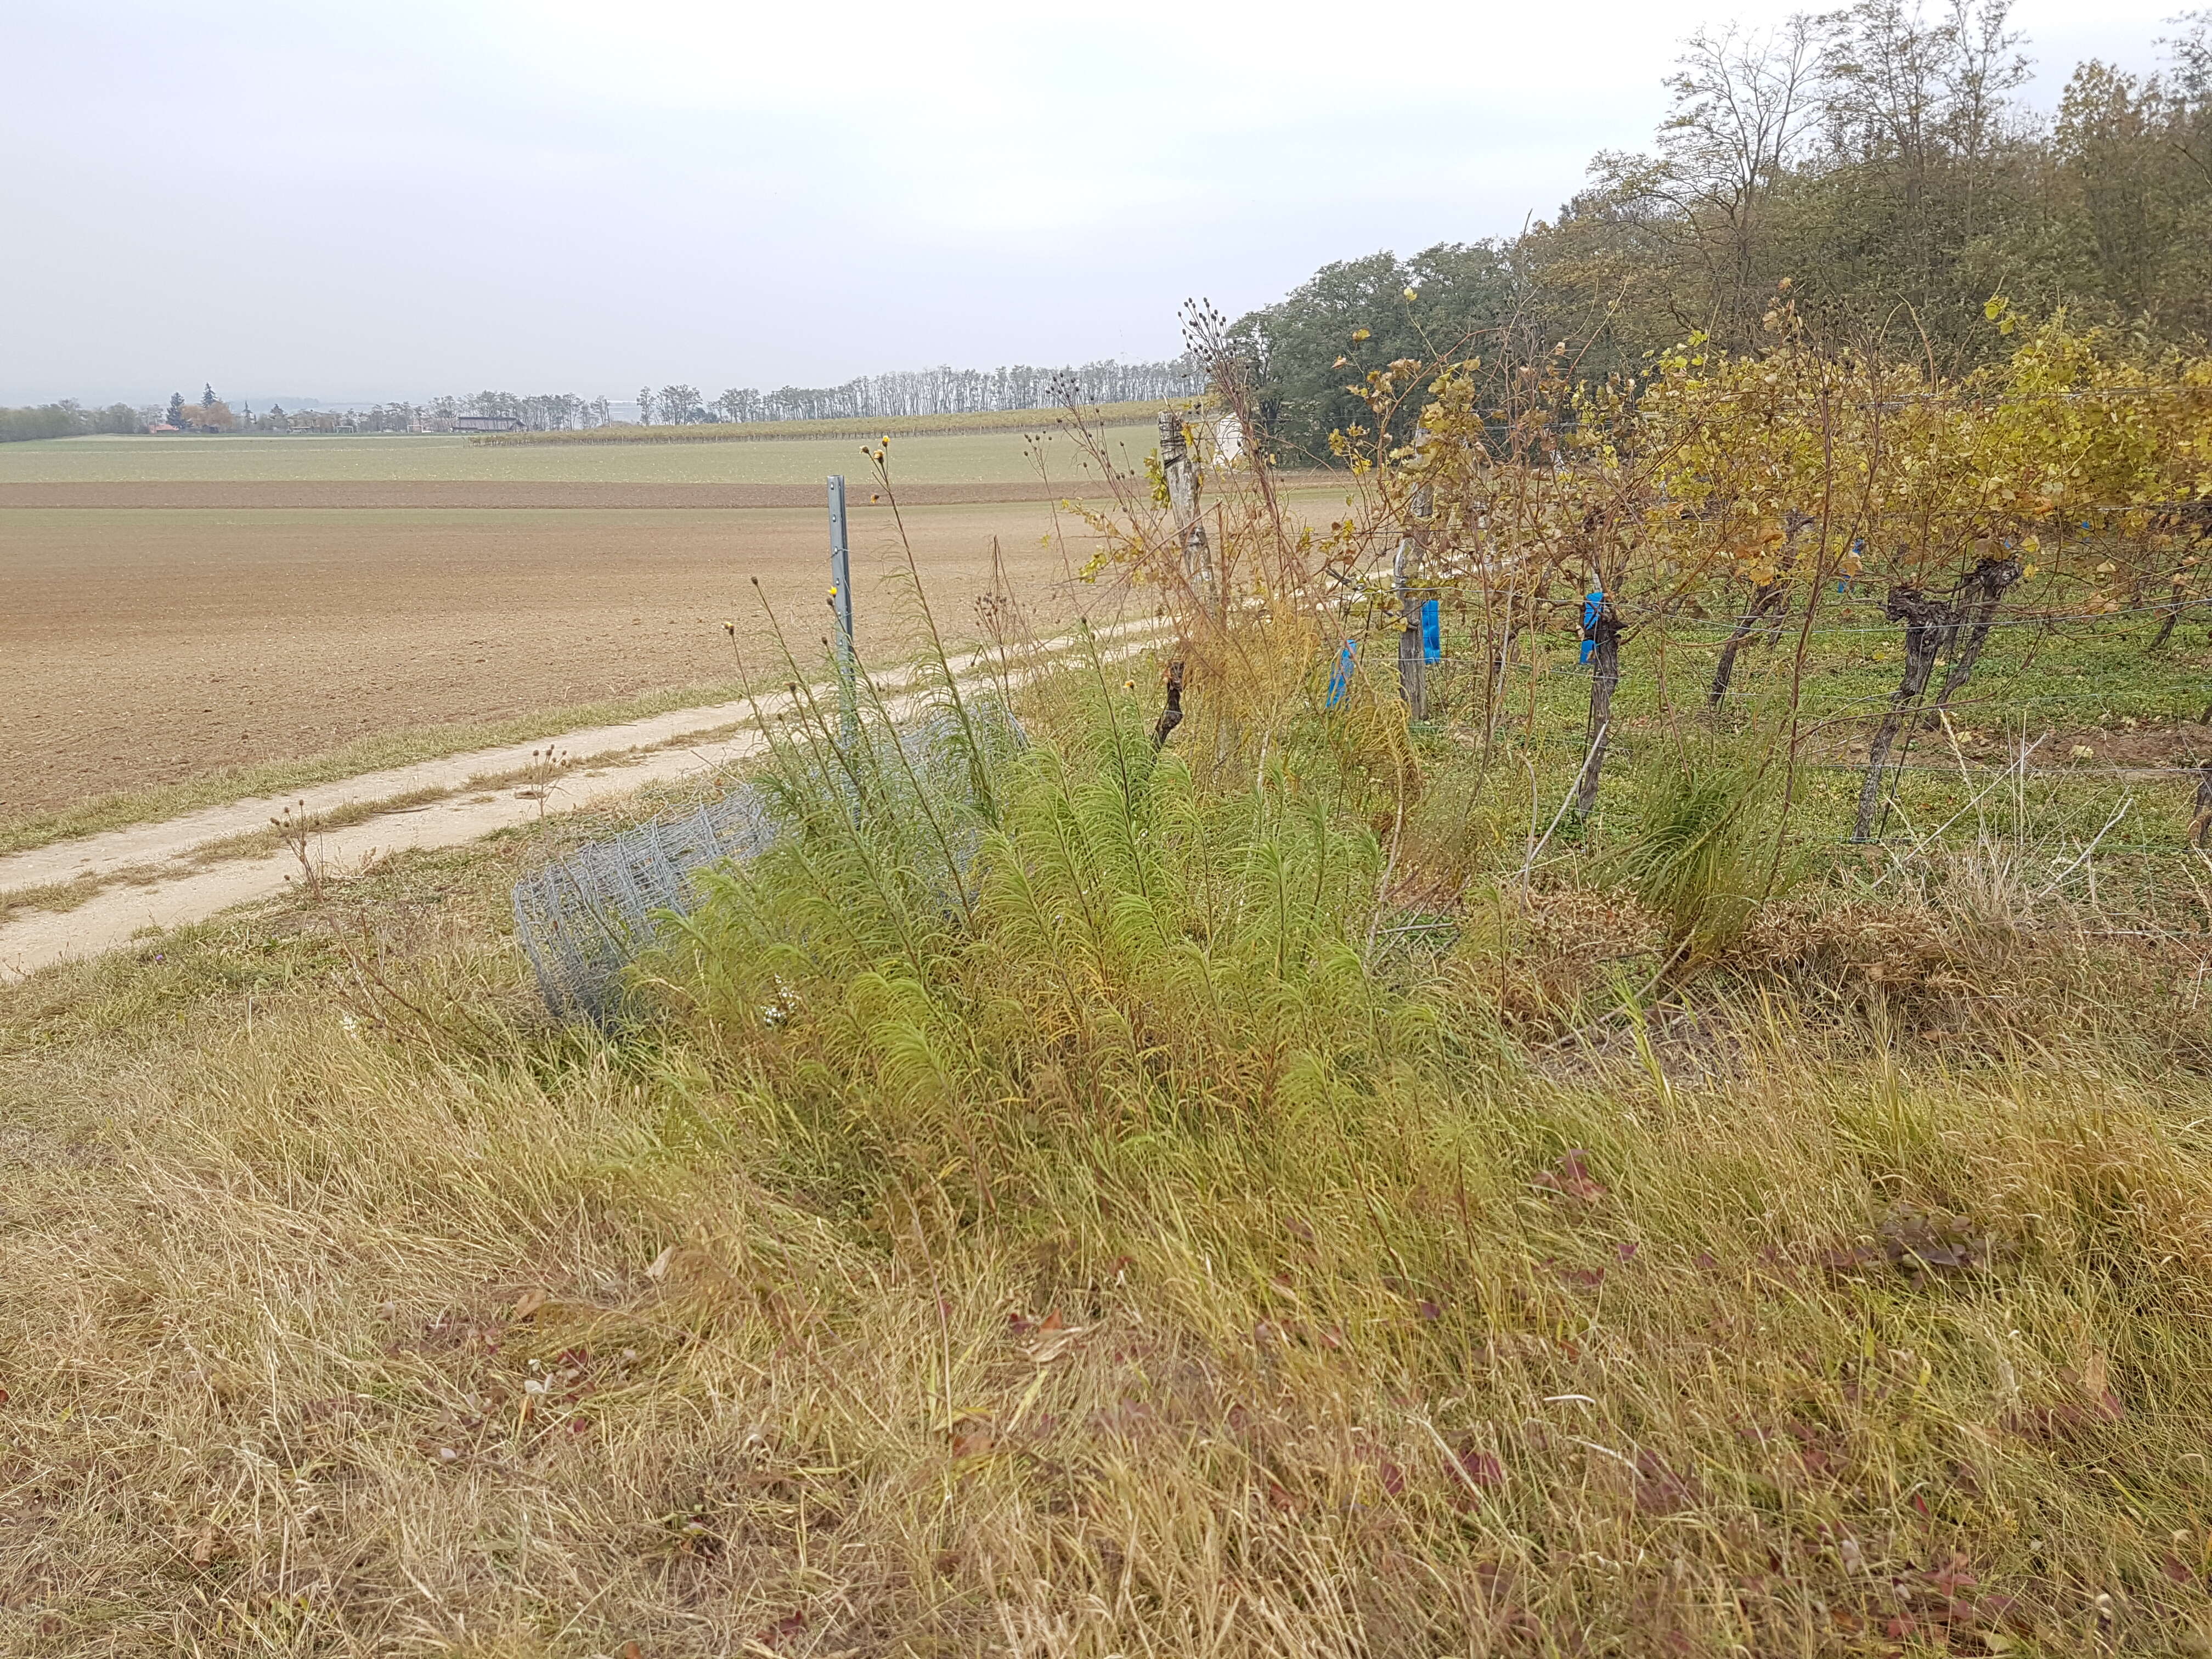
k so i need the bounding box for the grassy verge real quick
[473,400,1189,447]
[3,658,2210,1653]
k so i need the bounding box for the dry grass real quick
[4,670,2212,1657]
[0,873,108,927]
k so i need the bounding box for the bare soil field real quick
[0,481,1091,510]
[1,501,1120,817]
[0,426,1163,487]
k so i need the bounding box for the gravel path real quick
[0,622,1163,980]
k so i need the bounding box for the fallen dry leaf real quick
[2081,1346,2109,1402]
[1456,1447,1505,1490]
[644,1245,676,1282]
[511,1290,546,1321]
[1534,1149,1608,1204]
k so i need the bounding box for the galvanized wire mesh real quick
[511,708,1020,1023]
[511,785,780,1024]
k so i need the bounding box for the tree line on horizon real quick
[0,359,1203,442]
[1230,0,2212,462]
[634,359,1202,427]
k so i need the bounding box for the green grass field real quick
[0,424,1165,487]
[472,399,1185,446]
[1392,583,2212,868]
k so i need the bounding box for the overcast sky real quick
[0,0,2185,406]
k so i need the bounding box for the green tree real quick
[2052,22,2212,337]
[1231,242,1516,463]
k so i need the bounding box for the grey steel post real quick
[827,475,857,741]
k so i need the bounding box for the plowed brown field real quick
[0,480,1092,510]
[2,498,1122,817]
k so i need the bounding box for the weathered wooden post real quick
[826,474,857,742]
[1158,411,1214,590]
[1395,426,1434,719]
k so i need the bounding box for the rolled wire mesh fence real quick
[511,786,779,1024]
[511,709,1020,1023]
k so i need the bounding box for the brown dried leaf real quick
[1534,1149,1607,1204]
[760,1611,807,1643]
[1633,1449,1698,1515]
[1454,1447,1505,1498]
[2081,1347,2109,1402]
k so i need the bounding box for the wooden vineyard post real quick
[1395,427,1434,720]
[1158,412,1215,600]
[826,474,857,742]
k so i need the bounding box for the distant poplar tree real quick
[636,386,653,425]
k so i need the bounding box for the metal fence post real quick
[827,474,857,741]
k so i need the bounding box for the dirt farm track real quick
[1,494,1104,819]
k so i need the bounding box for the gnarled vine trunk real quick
[2151,582,2192,649]
[1574,599,1623,820]
[1928,554,2022,720]
[1708,522,1807,708]
[1853,586,1957,842]
[1707,577,1791,707]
